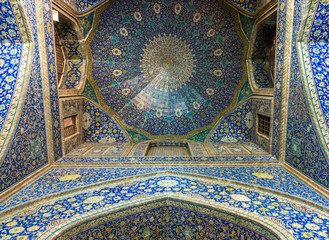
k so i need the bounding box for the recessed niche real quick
[63,115,77,138]
[248,10,277,90]
[257,113,271,138]
[146,142,191,156]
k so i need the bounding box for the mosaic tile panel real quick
[1,165,328,213]
[69,204,279,239]
[1,175,328,239]
[239,14,255,40]
[286,0,329,188]
[237,78,253,103]
[82,79,98,103]
[78,12,94,38]
[209,100,252,143]
[126,129,150,143]
[187,129,211,142]
[82,99,128,143]
[0,0,51,193]
[227,0,258,14]
[76,0,104,12]
[90,0,247,137]
[0,0,23,133]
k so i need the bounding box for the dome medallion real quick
[141,35,196,91]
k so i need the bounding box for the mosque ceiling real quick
[87,0,248,138]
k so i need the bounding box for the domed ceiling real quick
[89,0,247,138]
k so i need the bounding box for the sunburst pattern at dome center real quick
[141,35,195,91]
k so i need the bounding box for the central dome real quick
[90,0,246,136]
[141,35,196,91]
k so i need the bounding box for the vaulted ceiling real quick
[87,0,248,138]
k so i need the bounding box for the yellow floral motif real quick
[16,236,28,240]
[302,232,313,238]
[83,196,105,204]
[59,174,81,181]
[7,220,17,227]
[252,172,274,179]
[27,226,39,232]
[9,227,25,234]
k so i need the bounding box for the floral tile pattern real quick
[2,165,328,213]
[209,100,252,143]
[83,99,128,143]
[69,203,279,239]
[89,0,247,137]
[286,0,329,189]
[0,174,328,239]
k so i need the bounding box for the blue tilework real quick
[1,166,328,214]
[1,175,328,239]
[285,0,329,188]
[71,205,277,239]
[187,129,211,142]
[126,129,151,143]
[0,0,22,133]
[209,100,252,143]
[83,99,128,143]
[239,14,255,40]
[0,0,49,193]
[227,0,258,14]
[90,0,246,137]
[237,79,253,103]
[76,0,103,12]
[78,13,94,38]
[82,79,98,103]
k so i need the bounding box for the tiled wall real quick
[0,0,62,193]
[71,204,278,239]
[208,100,253,143]
[285,0,329,188]
[208,96,272,152]
[82,99,129,143]
[227,0,271,14]
[76,0,104,12]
